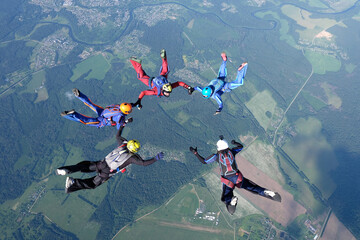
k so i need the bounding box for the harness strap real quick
[221,172,243,189]
[148,77,154,88]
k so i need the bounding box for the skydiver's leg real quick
[130,59,150,86]
[58,161,98,174]
[75,90,104,116]
[217,60,227,80]
[66,175,107,193]
[223,63,248,91]
[159,49,169,77]
[239,177,266,196]
[62,111,103,127]
[221,183,234,205]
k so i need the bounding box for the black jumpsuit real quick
[58,126,157,193]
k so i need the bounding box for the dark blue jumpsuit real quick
[194,141,267,205]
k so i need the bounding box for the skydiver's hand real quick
[231,140,243,148]
[188,86,194,95]
[189,147,198,154]
[137,103,142,110]
[155,152,164,161]
[214,110,221,115]
[125,117,133,124]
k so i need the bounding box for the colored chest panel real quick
[218,150,237,176]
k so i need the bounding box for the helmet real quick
[217,139,229,151]
[120,103,132,114]
[127,140,140,153]
[162,83,172,93]
[202,87,213,99]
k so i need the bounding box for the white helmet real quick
[217,139,229,151]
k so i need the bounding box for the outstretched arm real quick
[116,126,126,145]
[138,89,158,100]
[127,152,164,167]
[213,93,223,114]
[194,86,203,93]
[115,118,133,144]
[231,140,244,154]
[190,147,217,164]
[171,81,194,94]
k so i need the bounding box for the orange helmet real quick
[120,103,132,114]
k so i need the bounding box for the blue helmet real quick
[202,87,213,99]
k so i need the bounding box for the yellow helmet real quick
[127,140,140,153]
[162,83,172,93]
[120,102,132,115]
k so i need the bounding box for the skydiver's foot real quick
[264,190,281,202]
[214,110,221,115]
[160,49,166,59]
[226,196,238,215]
[221,52,227,61]
[65,177,74,193]
[60,109,75,117]
[56,169,69,175]
[72,88,80,97]
[130,56,141,64]
[230,196,238,206]
[238,62,248,71]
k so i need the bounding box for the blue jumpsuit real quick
[194,59,248,112]
[62,91,126,129]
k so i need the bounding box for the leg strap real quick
[221,172,243,189]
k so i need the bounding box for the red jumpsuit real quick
[130,56,191,106]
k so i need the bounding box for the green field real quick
[70,54,111,82]
[246,90,277,131]
[240,140,285,184]
[320,82,342,109]
[304,50,341,74]
[275,151,325,216]
[21,70,45,94]
[115,181,235,240]
[301,91,327,111]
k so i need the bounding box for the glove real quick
[125,117,133,124]
[189,146,198,154]
[214,110,221,115]
[132,99,142,110]
[231,140,243,147]
[155,152,164,161]
[188,86,194,95]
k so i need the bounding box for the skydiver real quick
[56,118,164,193]
[129,49,194,109]
[193,52,248,115]
[189,136,281,215]
[61,88,132,129]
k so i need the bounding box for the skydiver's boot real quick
[221,52,227,61]
[56,169,69,175]
[238,62,248,71]
[72,88,80,97]
[130,56,142,64]
[264,190,282,202]
[65,177,74,194]
[160,49,166,59]
[60,109,75,117]
[226,196,238,215]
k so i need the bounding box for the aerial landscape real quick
[0,0,359,239]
